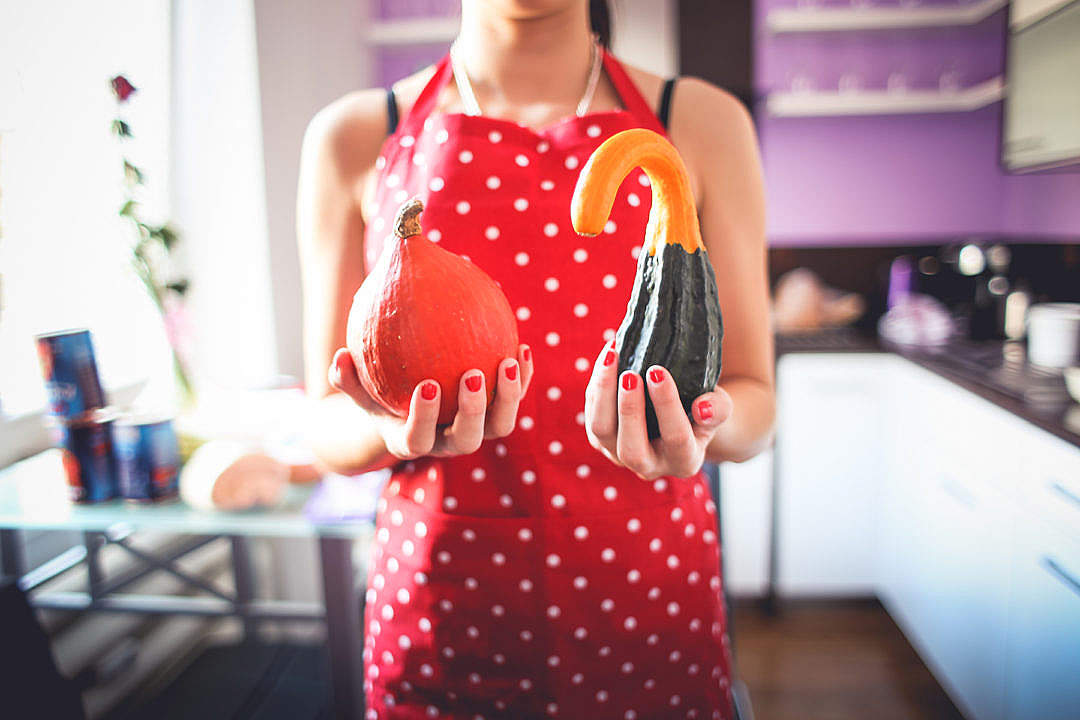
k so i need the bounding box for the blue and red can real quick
[36,329,106,419]
[59,409,119,504]
[114,414,180,503]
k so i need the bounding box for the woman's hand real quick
[328,345,534,460]
[584,341,733,480]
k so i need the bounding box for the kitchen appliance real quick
[1027,303,1080,368]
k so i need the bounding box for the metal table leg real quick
[320,536,364,720]
[230,536,257,640]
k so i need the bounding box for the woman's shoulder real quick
[301,65,439,175]
[619,61,752,139]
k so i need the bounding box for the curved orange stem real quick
[570,128,703,255]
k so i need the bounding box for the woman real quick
[297,1,774,717]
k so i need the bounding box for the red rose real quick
[111,75,137,102]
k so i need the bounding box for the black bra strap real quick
[386,88,400,137]
[657,77,677,131]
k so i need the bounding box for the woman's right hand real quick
[328,345,534,460]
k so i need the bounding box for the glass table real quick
[0,449,374,720]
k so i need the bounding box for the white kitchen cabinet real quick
[1005,519,1080,720]
[774,353,894,596]
[718,451,773,597]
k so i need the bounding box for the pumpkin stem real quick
[570,129,703,255]
[394,197,425,239]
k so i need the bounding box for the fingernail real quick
[465,374,483,392]
[421,382,437,401]
[523,347,532,363]
[699,401,713,421]
[604,350,616,367]
[648,368,664,384]
[505,363,518,381]
[621,373,638,391]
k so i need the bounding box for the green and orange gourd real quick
[572,128,723,438]
[346,198,519,425]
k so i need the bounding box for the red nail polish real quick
[699,401,713,421]
[604,350,616,367]
[421,382,437,400]
[523,347,532,362]
[622,373,638,391]
[505,363,518,381]
[465,374,483,392]
[648,368,664,384]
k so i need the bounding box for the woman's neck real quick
[455,1,597,114]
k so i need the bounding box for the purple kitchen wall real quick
[754,0,1079,246]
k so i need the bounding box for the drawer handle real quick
[1042,557,1080,600]
[1051,483,1080,512]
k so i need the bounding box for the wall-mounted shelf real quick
[766,75,1005,117]
[364,17,459,46]
[766,0,1007,33]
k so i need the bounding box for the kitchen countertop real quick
[775,330,1080,450]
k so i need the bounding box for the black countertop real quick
[775,331,1080,451]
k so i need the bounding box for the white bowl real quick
[1065,367,1080,404]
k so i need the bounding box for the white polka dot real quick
[601,548,616,562]
[515,154,529,167]
[547,386,562,401]
[544,222,559,237]
[627,518,642,532]
[390,510,403,525]
[703,530,717,544]
[604,220,617,234]
[649,538,663,552]
[603,328,616,342]
[486,175,501,190]
[587,123,602,137]
[647,634,659,646]
[522,469,537,484]
[456,200,471,214]
[572,248,588,263]
[537,140,550,153]
[520,416,535,430]
[574,627,588,640]
[514,197,529,211]
[564,155,579,170]
[602,274,617,289]
[436,128,449,144]
[546,553,561,568]
[465,577,478,590]
[670,695,681,707]
[545,332,560,346]
[544,277,560,292]
[427,228,441,242]
[690,618,703,632]
[382,605,394,620]
[386,557,399,573]
[488,130,502,143]
[393,189,408,204]
[386,174,400,187]
[627,569,642,584]
[572,303,589,317]
[413,487,425,503]
[667,602,680,616]
[397,588,411,604]
[377,528,390,544]
[427,467,438,481]
[415,572,428,586]
[382,650,394,664]
[492,552,506,566]
[468,625,481,639]
[575,411,585,425]
[547,605,561,618]
[499,494,513,507]
[648,587,661,601]
[631,245,641,259]
[372,217,386,233]
[427,176,445,193]
[418,617,432,632]
[459,150,473,163]
[627,192,641,207]
[443,497,457,510]
[654,478,669,493]
[688,571,701,585]
[575,464,591,478]
[519,678,532,690]
[710,575,721,591]
[375,156,386,170]
[551,494,566,508]
[471,467,486,481]
[420,664,434,677]
[603,486,617,501]
[492,605,505,617]
[626,712,638,720]
[572,672,585,684]
[574,576,588,590]
[540,179,555,191]
[671,507,684,522]
[575,357,590,372]
[638,173,651,187]
[414,521,428,537]
[469,672,481,684]
[549,441,563,455]
[495,443,508,457]
[688,663,700,675]
[574,525,589,540]
[596,690,609,702]
[520,630,533,642]
[438,551,452,564]
[402,539,415,556]
[412,152,426,166]
[518,528,533,542]
[514,252,530,268]
[373,573,385,589]
[400,135,415,147]
[669,650,682,662]
[442,647,454,659]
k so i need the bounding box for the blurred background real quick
[1,1,1078,719]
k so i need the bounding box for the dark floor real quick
[730,599,965,720]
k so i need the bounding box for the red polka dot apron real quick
[361,50,733,720]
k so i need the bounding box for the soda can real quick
[36,329,107,419]
[59,409,119,504]
[114,414,180,503]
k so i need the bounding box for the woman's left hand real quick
[584,341,733,480]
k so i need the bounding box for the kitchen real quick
[1,1,1078,719]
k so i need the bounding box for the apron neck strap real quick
[601,48,667,135]
[397,54,454,137]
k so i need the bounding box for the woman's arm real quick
[673,78,776,463]
[297,90,396,474]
